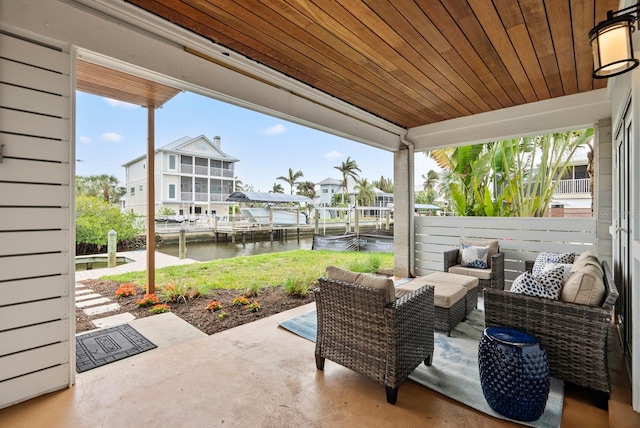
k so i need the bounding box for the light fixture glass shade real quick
[589,14,639,78]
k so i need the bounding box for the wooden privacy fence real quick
[415,216,597,288]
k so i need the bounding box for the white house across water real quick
[123,135,238,218]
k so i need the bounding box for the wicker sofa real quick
[314,267,435,404]
[484,257,619,395]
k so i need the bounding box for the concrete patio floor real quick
[0,301,636,427]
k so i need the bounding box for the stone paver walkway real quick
[75,250,198,330]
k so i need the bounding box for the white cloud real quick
[99,132,125,143]
[78,136,92,144]
[261,124,287,135]
[103,98,138,109]
[323,150,342,159]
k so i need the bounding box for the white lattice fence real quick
[415,216,597,287]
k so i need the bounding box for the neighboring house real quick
[316,177,342,206]
[123,135,238,217]
[549,147,592,217]
[317,176,393,208]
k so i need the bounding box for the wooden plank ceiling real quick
[125,0,618,129]
[76,59,181,108]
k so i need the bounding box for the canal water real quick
[157,236,314,262]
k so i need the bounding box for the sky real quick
[75,90,440,192]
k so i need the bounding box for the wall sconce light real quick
[589,2,640,79]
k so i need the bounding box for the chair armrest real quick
[385,284,435,382]
[601,260,620,311]
[489,252,505,290]
[443,248,459,271]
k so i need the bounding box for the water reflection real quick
[157,237,314,262]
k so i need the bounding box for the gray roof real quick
[317,177,342,186]
[226,191,312,203]
[122,135,238,167]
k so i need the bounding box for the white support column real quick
[595,118,613,266]
[393,146,414,278]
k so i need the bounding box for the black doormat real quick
[76,324,157,373]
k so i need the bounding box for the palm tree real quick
[421,170,439,192]
[334,156,361,204]
[372,175,393,193]
[270,182,284,194]
[354,178,376,206]
[428,129,594,217]
[234,176,245,192]
[296,181,316,199]
[277,168,304,194]
[76,174,125,203]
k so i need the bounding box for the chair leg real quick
[385,386,398,405]
[424,353,432,366]
[594,391,609,410]
[315,354,325,370]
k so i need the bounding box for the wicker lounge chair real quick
[484,259,619,396]
[314,271,435,404]
[444,239,505,290]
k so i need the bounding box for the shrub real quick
[347,254,382,273]
[160,283,200,303]
[246,300,261,312]
[232,296,249,306]
[206,301,223,312]
[75,195,142,250]
[283,277,309,298]
[218,311,228,319]
[243,283,261,298]
[115,283,137,298]
[149,304,170,314]
[135,293,159,307]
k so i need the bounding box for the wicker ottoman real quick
[420,271,479,314]
[396,276,466,335]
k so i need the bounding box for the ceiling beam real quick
[407,89,611,150]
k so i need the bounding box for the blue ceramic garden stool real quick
[478,326,550,422]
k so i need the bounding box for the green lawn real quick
[102,250,393,294]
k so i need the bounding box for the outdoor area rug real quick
[279,300,564,428]
[76,324,157,373]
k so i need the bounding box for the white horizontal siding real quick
[0,320,69,357]
[414,216,597,286]
[0,208,70,231]
[0,83,70,117]
[0,183,70,207]
[0,108,70,140]
[0,275,70,306]
[0,231,69,256]
[0,32,70,76]
[0,157,69,185]
[0,253,69,282]
[0,342,69,382]
[0,365,70,409]
[0,31,73,408]
[0,133,69,163]
[0,298,70,331]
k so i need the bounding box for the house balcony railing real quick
[194,192,209,202]
[180,165,193,174]
[194,165,208,175]
[209,193,230,202]
[179,192,230,202]
[554,178,590,194]
[210,167,234,178]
